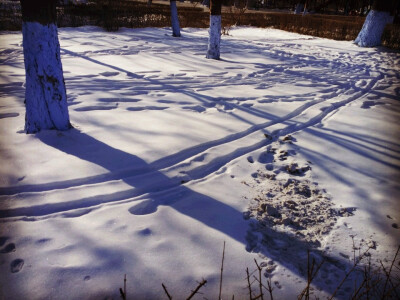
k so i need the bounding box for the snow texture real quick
[206,15,221,60]
[355,10,394,47]
[170,1,181,37]
[0,26,399,299]
[22,22,70,133]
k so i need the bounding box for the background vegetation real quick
[0,0,399,50]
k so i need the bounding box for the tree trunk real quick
[170,0,181,37]
[206,0,222,60]
[202,0,210,8]
[20,0,71,134]
[354,0,396,47]
[294,2,304,14]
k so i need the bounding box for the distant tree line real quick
[222,0,399,16]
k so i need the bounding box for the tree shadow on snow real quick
[22,129,362,298]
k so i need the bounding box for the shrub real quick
[0,1,399,50]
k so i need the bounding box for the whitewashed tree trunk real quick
[355,0,396,47]
[170,0,181,37]
[355,10,393,47]
[21,0,71,133]
[206,15,221,60]
[206,0,222,60]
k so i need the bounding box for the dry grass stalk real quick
[162,283,172,300]
[186,279,207,300]
[219,241,226,300]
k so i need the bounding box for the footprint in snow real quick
[355,79,368,88]
[129,200,157,215]
[98,98,141,103]
[74,105,117,112]
[35,238,52,245]
[10,259,24,273]
[158,100,174,104]
[361,100,385,109]
[137,228,152,236]
[0,237,9,247]
[126,106,167,112]
[99,71,120,77]
[0,243,16,253]
[182,105,206,113]
[0,113,19,119]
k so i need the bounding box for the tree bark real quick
[206,0,222,60]
[20,0,71,133]
[170,0,181,37]
[355,0,396,47]
[294,2,304,14]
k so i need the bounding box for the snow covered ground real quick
[0,26,399,299]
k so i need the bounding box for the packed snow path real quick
[0,27,399,299]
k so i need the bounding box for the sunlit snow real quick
[0,26,399,299]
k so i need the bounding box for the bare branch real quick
[254,259,264,300]
[162,283,172,300]
[382,245,400,298]
[246,267,253,300]
[186,279,207,300]
[219,241,226,300]
[120,274,127,300]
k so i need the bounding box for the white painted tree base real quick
[22,21,70,133]
[355,10,393,47]
[206,15,221,60]
[170,1,181,37]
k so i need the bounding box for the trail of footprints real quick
[0,237,24,273]
[243,135,365,292]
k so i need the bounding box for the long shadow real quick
[298,127,400,235]
[8,129,356,298]
[2,28,396,297]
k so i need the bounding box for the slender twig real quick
[119,288,126,300]
[120,274,127,300]
[306,250,315,300]
[247,267,253,300]
[124,274,127,300]
[162,283,172,300]
[351,235,356,266]
[365,257,371,300]
[329,263,358,300]
[254,259,264,300]
[253,276,272,292]
[383,281,400,299]
[186,279,207,300]
[382,245,400,299]
[352,277,367,299]
[267,277,274,300]
[329,247,372,300]
[355,276,384,300]
[380,259,400,299]
[219,241,226,300]
[298,252,324,300]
